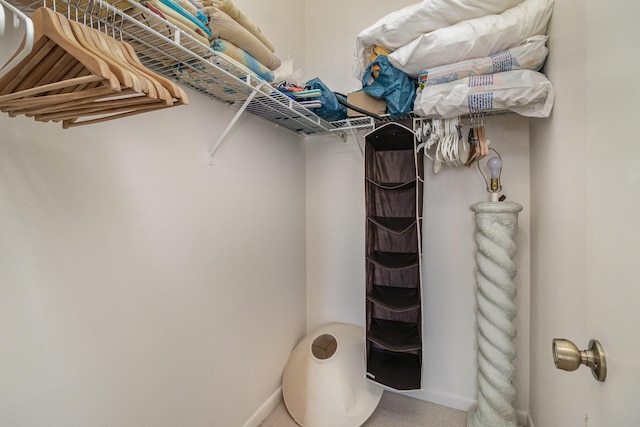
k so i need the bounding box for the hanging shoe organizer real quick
[364,121,424,391]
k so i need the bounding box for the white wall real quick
[0,2,307,424]
[528,0,590,425]
[530,1,640,426]
[304,0,418,93]
[305,119,531,417]
[304,1,532,420]
[233,0,306,73]
[585,2,640,424]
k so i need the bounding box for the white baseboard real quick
[517,409,530,426]
[405,388,476,412]
[242,387,283,427]
[527,412,535,427]
[242,386,531,427]
[407,389,530,426]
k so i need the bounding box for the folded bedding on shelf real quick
[205,7,281,70]
[142,0,211,46]
[298,100,322,109]
[418,35,548,88]
[211,39,275,82]
[170,0,208,25]
[291,89,322,99]
[155,0,211,36]
[201,0,275,52]
[413,69,554,119]
[353,0,523,79]
[388,0,554,78]
[128,1,211,63]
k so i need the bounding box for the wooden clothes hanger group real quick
[465,117,489,167]
[0,6,188,128]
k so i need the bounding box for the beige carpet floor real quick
[259,391,468,427]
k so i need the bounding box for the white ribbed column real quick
[467,201,523,427]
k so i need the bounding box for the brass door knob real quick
[552,338,606,382]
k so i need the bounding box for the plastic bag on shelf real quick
[361,55,415,118]
[305,77,347,122]
[413,69,554,119]
[272,56,305,87]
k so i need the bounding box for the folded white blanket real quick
[352,0,523,79]
[388,0,554,78]
[413,69,555,119]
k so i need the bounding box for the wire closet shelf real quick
[11,0,344,135]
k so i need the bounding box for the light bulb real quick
[487,157,502,179]
[487,157,502,193]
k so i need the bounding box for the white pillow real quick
[352,0,524,79]
[389,0,554,78]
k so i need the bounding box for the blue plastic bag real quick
[362,56,416,117]
[305,78,347,122]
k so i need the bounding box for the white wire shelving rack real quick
[11,0,345,142]
[10,0,512,156]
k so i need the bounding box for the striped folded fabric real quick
[205,7,281,70]
[211,39,275,82]
[201,0,275,52]
[417,36,548,88]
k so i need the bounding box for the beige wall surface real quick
[0,2,307,424]
[304,1,532,421]
[529,0,590,425]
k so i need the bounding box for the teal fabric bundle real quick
[157,0,212,37]
[362,55,415,117]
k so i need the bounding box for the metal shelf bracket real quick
[208,78,259,164]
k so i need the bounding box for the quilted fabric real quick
[205,7,281,70]
[201,0,275,52]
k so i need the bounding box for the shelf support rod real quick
[348,125,364,157]
[208,86,259,164]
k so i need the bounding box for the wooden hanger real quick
[89,2,187,104]
[66,17,143,93]
[116,36,187,104]
[465,126,480,167]
[0,7,118,97]
[41,10,180,124]
[0,7,187,128]
[0,7,120,107]
[479,126,488,159]
[465,116,490,167]
[71,1,187,103]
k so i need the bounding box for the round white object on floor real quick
[282,323,383,427]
